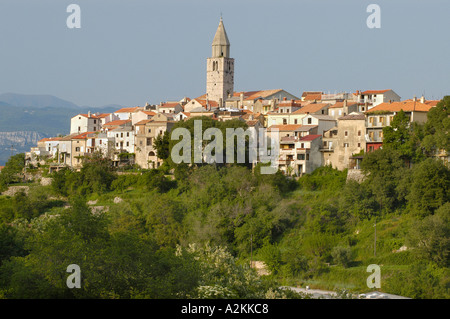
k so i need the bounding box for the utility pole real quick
[250,234,253,269]
[374,220,377,257]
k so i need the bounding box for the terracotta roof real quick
[302,91,322,98]
[329,101,358,108]
[135,119,152,125]
[366,101,433,113]
[160,102,180,108]
[245,89,285,101]
[142,111,156,116]
[360,90,391,95]
[279,100,303,107]
[267,124,303,131]
[294,125,318,132]
[338,113,366,120]
[402,99,440,107]
[293,103,330,114]
[194,99,219,108]
[38,137,62,143]
[72,132,96,140]
[103,119,132,127]
[303,93,322,101]
[114,107,142,113]
[94,113,111,118]
[300,134,322,141]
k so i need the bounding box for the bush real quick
[331,246,352,268]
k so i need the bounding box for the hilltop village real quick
[24,18,444,175]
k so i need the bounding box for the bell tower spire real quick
[206,17,235,106]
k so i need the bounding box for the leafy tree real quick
[407,158,450,216]
[406,202,450,267]
[331,245,352,268]
[154,130,170,160]
[383,110,423,162]
[0,153,25,189]
[422,96,450,154]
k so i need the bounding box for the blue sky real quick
[0,0,448,107]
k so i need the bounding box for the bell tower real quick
[206,17,234,107]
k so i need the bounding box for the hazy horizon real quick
[0,0,448,108]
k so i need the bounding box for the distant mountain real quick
[0,93,125,165]
[0,93,80,109]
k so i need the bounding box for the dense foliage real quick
[0,98,449,299]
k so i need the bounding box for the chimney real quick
[420,95,425,103]
[88,111,91,118]
[413,95,417,102]
[240,92,244,108]
[156,104,160,113]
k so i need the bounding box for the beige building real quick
[135,114,175,169]
[365,100,433,152]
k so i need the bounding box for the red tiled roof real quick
[38,137,62,143]
[360,90,390,95]
[303,93,322,101]
[72,132,96,139]
[329,101,358,108]
[267,124,303,131]
[114,107,142,113]
[293,103,330,114]
[160,102,180,108]
[300,134,321,141]
[103,119,132,127]
[142,111,156,116]
[366,101,433,113]
[135,119,152,125]
[302,91,322,98]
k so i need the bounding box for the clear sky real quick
[0,0,449,108]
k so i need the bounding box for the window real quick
[301,143,304,148]
[148,128,152,133]
[146,138,152,146]
[307,118,312,124]
[294,119,298,124]
[94,120,96,124]
[331,110,335,116]
[116,134,119,138]
[99,140,102,145]
[140,141,143,146]
[379,131,384,138]
[344,131,348,137]
[283,118,287,125]
[121,133,123,138]
[126,142,129,147]
[357,143,361,148]
[78,126,81,131]
[127,132,129,137]
[358,130,361,136]
[379,117,384,124]
[75,147,80,152]
[93,127,96,131]
[369,132,374,140]
[344,143,349,148]
[297,154,305,160]
[306,154,309,161]
[338,110,342,116]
